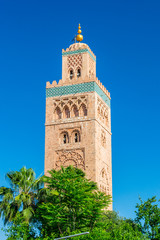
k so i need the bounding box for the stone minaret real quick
[45,25,112,207]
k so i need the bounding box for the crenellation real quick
[46,76,111,100]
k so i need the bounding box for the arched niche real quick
[72,105,79,117]
[79,104,87,117]
[55,107,62,120]
[63,106,70,118]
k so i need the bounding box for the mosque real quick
[44,24,112,208]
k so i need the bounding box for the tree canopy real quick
[1,166,158,240]
[0,166,43,224]
[135,196,160,240]
[36,166,111,238]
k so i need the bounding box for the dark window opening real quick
[63,134,67,144]
[74,132,80,143]
[77,69,81,78]
[75,133,78,142]
[70,70,73,80]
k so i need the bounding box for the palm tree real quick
[0,166,43,225]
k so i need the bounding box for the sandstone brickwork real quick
[45,42,112,209]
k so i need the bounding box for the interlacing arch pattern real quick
[55,149,85,170]
[89,55,95,76]
[67,54,82,71]
[101,130,106,148]
[53,96,87,120]
[67,54,82,79]
[99,167,110,195]
[97,97,109,127]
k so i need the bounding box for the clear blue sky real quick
[0,0,160,238]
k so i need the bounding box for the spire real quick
[76,24,83,42]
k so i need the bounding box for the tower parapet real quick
[46,76,111,105]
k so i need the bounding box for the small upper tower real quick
[62,25,96,82]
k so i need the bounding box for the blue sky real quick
[0,0,160,238]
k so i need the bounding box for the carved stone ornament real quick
[67,54,82,71]
[101,129,106,148]
[53,95,87,112]
[97,97,109,127]
[55,149,85,170]
[53,95,88,120]
[99,167,110,195]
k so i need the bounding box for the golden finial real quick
[76,24,83,42]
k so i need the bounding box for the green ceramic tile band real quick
[46,81,110,107]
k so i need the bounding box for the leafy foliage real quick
[71,211,146,240]
[2,214,36,240]
[36,211,146,240]
[135,196,160,239]
[36,166,111,237]
[0,166,155,240]
[0,166,43,224]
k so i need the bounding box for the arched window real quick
[64,106,70,118]
[72,105,79,117]
[63,134,67,144]
[74,132,80,143]
[61,132,69,144]
[70,69,74,80]
[77,68,81,78]
[55,107,62,119]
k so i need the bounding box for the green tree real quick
[87,211,146,240]
[135,196,160,239]
[47,211,146,240]
[2,213,36,240]
[36,166,111,238]
[0,166,43,225]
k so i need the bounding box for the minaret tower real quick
[45,25,112,207]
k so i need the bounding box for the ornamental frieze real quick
[55,149,85,170]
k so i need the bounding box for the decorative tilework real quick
[46,82,110,107]
[94,83,110,107]
[62,49,96,62]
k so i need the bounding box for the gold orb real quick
[76,34,83,42]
